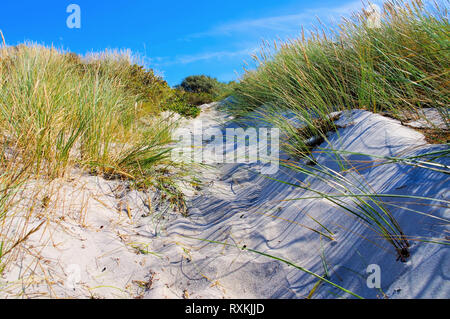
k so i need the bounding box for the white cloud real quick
[183,0,366,40]
[156,46,259,66]
[187,13,310,38]
[159,1,387,67]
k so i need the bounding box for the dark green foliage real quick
[216,80,238,100]
[163,90,201,118]
[183,91,214,106]
[179,75,220,95]
[166,75,238,117]
[179,75,237,100]
[161,87,215,118]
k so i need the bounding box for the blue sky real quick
[0,0,379,86]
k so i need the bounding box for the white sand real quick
[0,105,448,299]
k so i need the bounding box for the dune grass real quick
[279,148,449,260]
[230,0,449,156]
[0,44,183,184]
[0,149,33,273]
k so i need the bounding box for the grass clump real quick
[64,50,204,119]
[230,0,449,156]
[0,44,182,184]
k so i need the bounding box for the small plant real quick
[163,89,201,118]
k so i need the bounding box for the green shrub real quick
[174,75,237,110]
[179,75,220,95]
[183,91,214,106]
[216,80,238,100]
[163,90,201,118]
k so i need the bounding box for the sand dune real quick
[1,104,448,299]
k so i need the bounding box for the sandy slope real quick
[1,104,448,299]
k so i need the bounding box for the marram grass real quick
[0,43,181,184]
[230,0,449,156]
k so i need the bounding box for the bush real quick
[163,90,201,118]
[216,80,238,100]
[179,75,220,95]
[184,91,214,106]
[178,75,237,100]
[173,75,237,112]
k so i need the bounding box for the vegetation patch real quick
[230,0,449,157]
